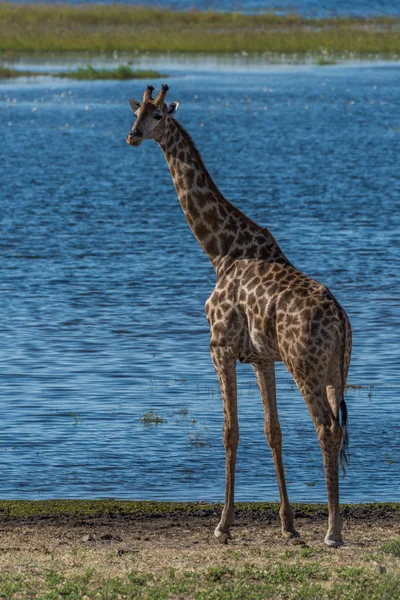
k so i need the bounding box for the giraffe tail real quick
[339,398,349,475]
[339,315,351,475]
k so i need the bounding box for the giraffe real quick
[126,84,352,548]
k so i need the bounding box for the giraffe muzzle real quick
[126,131,143,147]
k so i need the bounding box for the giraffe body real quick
[207,259,349,369]
[127,85,352,547]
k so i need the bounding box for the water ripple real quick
[0,61,399,502]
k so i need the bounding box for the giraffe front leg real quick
[253,363,299,539]
[211,346,238,543]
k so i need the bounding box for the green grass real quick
[0,4,400,56]
[381,540,400,558]
[0,500,399,599]
[57,65,163,80]
[0,65,33,77]
[0,64,164,79]
[315,55,337,65]
[0,499,399,519]
[0,561,398,599]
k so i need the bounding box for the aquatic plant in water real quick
[140,409,167,426]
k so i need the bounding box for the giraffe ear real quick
[128,99,141,114]
[167,102,180,116]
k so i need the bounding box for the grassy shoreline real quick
[0,501,399,599]
[0,65,164,80]
[1,4,400,57]
[0,499,399,520]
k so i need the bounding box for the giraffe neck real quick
[157,117,287,274]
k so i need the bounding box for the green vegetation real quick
[0,499,399,519]
[0,65,33,77]
[188,430,208,447]
[139,409,167,425]
[381,540,400,558]
[71,412,79,426]
[57,65,163,80]
[0,559,398,599]
[0,4,400,56]
[315,55,337,66]
[0,64,164,79]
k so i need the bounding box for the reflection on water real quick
[0,59,399,502]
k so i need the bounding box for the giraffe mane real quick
[171,118,221,196]
[171,117,261,230]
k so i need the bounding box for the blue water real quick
[0,57,399,503]
[7,1,400,18]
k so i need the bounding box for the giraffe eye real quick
[153,114,162,121]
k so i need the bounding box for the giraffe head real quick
[126,84,179,147]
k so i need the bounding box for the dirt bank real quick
[0,504,399,598]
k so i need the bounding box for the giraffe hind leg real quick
[291,366,343,547]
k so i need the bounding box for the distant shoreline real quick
[0,4,400,57]
[0,65,165,80]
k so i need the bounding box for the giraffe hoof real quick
[214,525,232,544]
[282,529,300,540]
[324,535,343,548]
